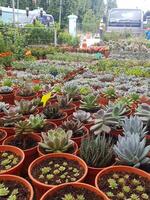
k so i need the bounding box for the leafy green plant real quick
[39,128,73,153]
[80,134,114,168]
[29,114,45,131]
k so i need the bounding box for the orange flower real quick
[25,50,32,56]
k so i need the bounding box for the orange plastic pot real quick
[40,182,109,200]
[60,103,76,116]
[95,165,150,197]
[3,133,42,175]
[46,112,67,126]
[0,129,7,144]
[37,140,78,157]
[28,153,88,199]
[0,145,25,175]
[0,127,15,138]
[0,174,34,200]
[71,127,89,147]
[0,92,14,105]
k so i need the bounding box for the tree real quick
[106,0,117,11]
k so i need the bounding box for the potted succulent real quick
[0,174,34,200]
[0,86,14,105]
[14,84,36,101]
[40,182,109,200]
[38,128,78,156]
[0,107,23,137]
[57,94,76,116]
[0,102,9,118]
[80,94,100,113]
[0,145,25,175]
[32,97,44,112]
[29,114,57,134]
[28,153,88,199]
[0,129,7,145]
[79,134,115,185]
[3,120,41,175]
[15,100,38,118]
[43,104,67,126]
[61,120,89,147]
[100,87,118,106]
[70,110,94,130]
[95,165,150,200]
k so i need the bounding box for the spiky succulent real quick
[39,128,73,153]
[15,121,33,136]
[43,104,62,119]
[91,109,119,135]
[122,116,148,139]
[113,133,150,167]
[15,100,37,115]
[0,102,9,112]
[80,134,114,168]
[63,83,79,100]
[80,94,99,111]
[61,120,84,137]
[135,103,150,127]
[73,110,92,123]
[29,114,45,130]
[57,94,72,109]
[103,87,117,99]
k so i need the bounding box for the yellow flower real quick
[41,92,52,107]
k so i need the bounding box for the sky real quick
[117,0,150,11]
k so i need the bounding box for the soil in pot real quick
[31,157,84,185]
[45,185,104,200]
[0,151,21,173]
[7,135,38,150]
[0,180,30,200]
[97,171,150,200]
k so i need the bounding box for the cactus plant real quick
[39,128,73,153]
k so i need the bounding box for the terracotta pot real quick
[60,103,76,116]
[0,91,14,105]
[46,112,67,126]
[139,96,150,105]
[0,145,25,175]
[32,79,41,84]
[71,127,89,147]
[14,91,37,101]
[3,133,42,176]
[28,153,88,199]
[0,174,34,200]
[40,182,109,200]
[37,140,78,157]
[0,129,7,144]
[0,127,15,138]
[95,165,150,197]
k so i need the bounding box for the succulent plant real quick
[63,83,79,100]
[80,134,114,168]
[113,133,150,167]
[0,102,9,112]
[43,104,62,119]
[62,194,85,200]
[73,110,92,123]
[15,100,37,115]
[0,86,13,94]
[103,87,117,99]
[122,116,148,139]
[91,109,119,135]
[80,94,99,111]
[32,98,43,107]
[15,120,33,136]
[57,94,72,109]
[39,128,73,153]
[2,78,13,87]
[29,114,45,130]
[18,84,35,97]
[61,120,84,137]
[135,103,150,127]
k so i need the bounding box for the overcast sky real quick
[117,0,150,11]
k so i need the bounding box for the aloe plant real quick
[113,133,150,168]
[39,128,73,153]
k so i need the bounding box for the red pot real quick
[60,103,76,116]
[72,127,89,147]
[0,92,14,105]
[0,145,25,175]
[0,174,34,200]
[14,91,37,101]
[40,182,109,200]
[0,111,5,118]
[22,108,39,119]
[0,129,7,145]
[0,127,15,138]
[33,122,57,135]
[46,112,67,126]
[28,153,88,199]
[0,95,3,101]
[110,128,123,137]
[3,133,42,176]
